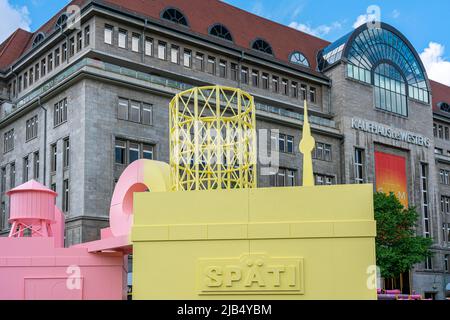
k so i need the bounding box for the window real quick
[32,33,44,48]
[421,163,431,238]
[251,39,273,55]
[76,31,82,51]
[354,148,364,184]
[145,37,153,56]
[12,80,16,97]
[289,52,309,67]
[315,174,335,185]
[41,59,46,77]
[23,72,28,90]
[161,8,188,26]
[443,223,450,244]
[1,168,6,194]
[425,256,432,270]
[18,76,22,92]
[441,196,450,215]
[171,45,180,64]
[313,142,332,161]
[435,148,444,155]
[374,63,407,116]
[63,179,69,213]
[69,37,75,57]
[262,73,269,90]
[195,53,204,71]
[47,53,53,72]
[51,183,56,193]
[231,63,238,81]
[118,29,127,49]
[252,70,259,87]
[440,170,450,185]
[291,82,298,98]
[63,138,70,168]
[0,202,5,231]
[115,139,154,165]
[445,255,449,272]
[23,156,29,182]
[84,26,90,46]
[270,168,296,187]
[209,24,233,41]
[54,98,67,126]
[158,41,167,60]
[51,144,57,173]
[10,163,15,188]
[118,98,153,126]
[62,42,67,62]
[207,56,216,75]
[104,25,113,44]
[309,87,317,103]
[26,115,38,141]
[241,66,249,84]
[132,34,140,52]
[301,84,307,101]
[282,79,289,95]
[278,134,294,154]
[184,49,192,68]
[54,48,60,68]
[272,76,279,93]
[4,129,14,153]
[33,152,39,180]
[219,60,227,78]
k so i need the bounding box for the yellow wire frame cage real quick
[169,86,258,191]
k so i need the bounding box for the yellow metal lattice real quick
[169,86,257,191]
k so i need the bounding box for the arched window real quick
[251,39,273,55]
[289,51,309,67]
[209,24,233,42]
[374,63,407,116]
[161,8,188,26]
[55,13,68,30]
[438,102,450,113]
[32,33,45,48]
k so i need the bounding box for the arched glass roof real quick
[318,23,429,95]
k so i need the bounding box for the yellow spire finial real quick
[299,100,315,187]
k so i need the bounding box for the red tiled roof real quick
[0,29,33,70]
[431,80,450,113]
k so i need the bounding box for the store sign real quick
[351,118,431,148]
[198,254,303,294]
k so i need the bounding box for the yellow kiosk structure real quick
[131,86,377,300]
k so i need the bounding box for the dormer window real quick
[209,24,233,42]
[251,39,273,55]
[32,33,45,48]
[161,8,188,26]
[55,13,68,30]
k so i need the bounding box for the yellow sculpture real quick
[131,85,377,300]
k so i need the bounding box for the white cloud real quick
[392,9,400,19]
[0,0,31,43]
[352,13,377,29]
[420,42,450,86]
[289,21,342,37]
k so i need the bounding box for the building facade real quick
[0,0,449,299]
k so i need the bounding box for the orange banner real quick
[375,151,408,207]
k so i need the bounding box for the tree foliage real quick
[374,192,433,279]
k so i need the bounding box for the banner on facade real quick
[375,151,408,207]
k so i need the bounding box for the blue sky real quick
[1,0,449,85]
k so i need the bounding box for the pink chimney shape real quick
[7,180,60,239]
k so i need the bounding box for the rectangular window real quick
[34,64,39,82]
[445,255,449,272]
[129,142,140,164]
[115,140,126,165]
[183,49,192,68]
[118,98,129,120]
[207,56,216,75]
[142,103,153,126]
[18,76,22,92]
[26,115,38,141]
[241,66,249,84]
[272,76,279,93]
[69,37,75,57]
[354,148,364,184]
[23,156,29,182]
[287,135,294,153]
[41,59,46,77]
[262,73,269,90]
[29,68,34,86]
[115,139,154,165]
[24,72,29,90]
[0,202,5,231]
[130,100,141,123]
[219,60,227,78]
[315,174,335,185]
[48,53,53,72]
[438,125,443,139]
[282,79,289,95]
[171,45,180,64]
[143,144,154,160]
[76,31,82,51]
[33,152,39,180]
[4,129,14,153]
[54,98,68,126]
[433,123,437,137]
[231,63,238,81]
[446,127,450,140]
[145,37,153,56]
[300,84,307,101]
[196,53,204,71]
[270,168,296,187]
[291,81,298,98]
[62,42,67,62]
[1,168,6,194]
[10,163,15,189]
[63,138,70,168]
[158,41,167,60]
[313,142,332,161]
[131,33,140,52]
[50,143,57,173]
[278,134,286,153]
[104,25,113,44]
[425,256,432,270]
[84,26,90,47]
[54,48,60,68]
[63,179,69,213]
[421,163,431,238]
[118,98,152,126]
[118,29,127,49]
[252,70,259,87]
[310,87,317,103]
[277,134,294,154]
